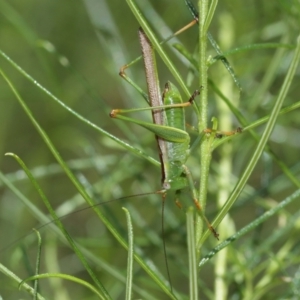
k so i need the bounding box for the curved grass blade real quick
[19,273,106,300]
[0,263,46,300]
[122,207,134,300]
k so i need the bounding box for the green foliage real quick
[0,0,300,299]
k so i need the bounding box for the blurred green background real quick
[0,0,299,299]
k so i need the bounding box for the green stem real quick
[187,208,198,300]
[197,0,209,254]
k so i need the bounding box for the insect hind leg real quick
[182,165,219,240]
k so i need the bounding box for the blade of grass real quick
[19,273,106,299]
[122,207,134,300]
[0,263,46,300]
[203,0,218,33]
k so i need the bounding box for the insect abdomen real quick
[163,82,190,191]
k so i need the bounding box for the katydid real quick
[0,18,240,299]
[110,28,220,239]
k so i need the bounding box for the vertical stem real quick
[214,13,236,300]
[196,0,210,250]
[187,207,198,299]
[198,0,209,130]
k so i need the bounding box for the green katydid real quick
[110,28,221,239]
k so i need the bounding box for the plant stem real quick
[214,12,236,300]
[197,0,210,253]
